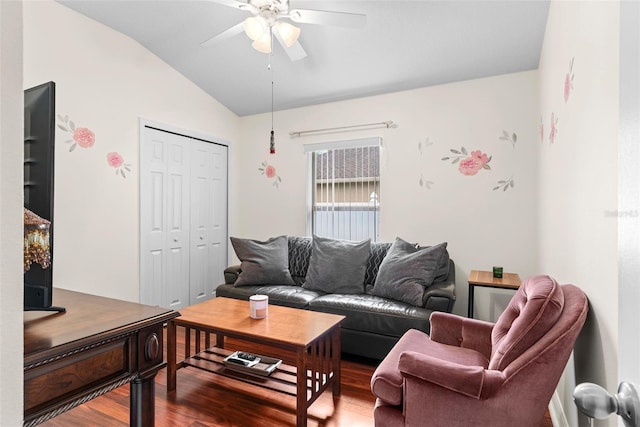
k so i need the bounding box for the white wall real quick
[0,1,25,423]
[23,0,240,302]
[538,1,620,426]
[235,71,540,317]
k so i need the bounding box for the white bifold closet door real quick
[140,123,228,310]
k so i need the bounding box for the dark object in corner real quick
[24,81,64,312]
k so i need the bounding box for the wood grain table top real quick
[24,288,177,359]
[468,270,522,289]
[173,297,345,348]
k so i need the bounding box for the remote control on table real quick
[237,352,258,362]
[226,358,248,366]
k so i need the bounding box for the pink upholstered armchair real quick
[370,275,588,426]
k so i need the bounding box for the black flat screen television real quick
[24,81,64,312]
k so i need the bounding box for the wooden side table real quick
[468,270,521,319]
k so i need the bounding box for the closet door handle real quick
[200,236,204,240]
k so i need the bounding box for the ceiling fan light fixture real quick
[275,21,300,47]
[243,16,267,41]
[252,32,272,53]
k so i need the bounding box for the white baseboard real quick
[549,390,570,427]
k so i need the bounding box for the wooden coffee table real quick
[167,297,345,427]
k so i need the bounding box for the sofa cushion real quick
[230,236,295,287]
[308,293,433,339]
[371,238,448,306]
[303,236,371,294]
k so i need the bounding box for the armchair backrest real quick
[489,275,565,371]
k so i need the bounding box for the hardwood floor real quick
[40,327,553,426]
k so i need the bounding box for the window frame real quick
[304,137,382,240]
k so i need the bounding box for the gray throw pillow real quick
[303,235,371,294]
[372,238,448,306]
[230,236,295,287]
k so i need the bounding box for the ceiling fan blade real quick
[201,22,245,47]
[207,0,254,12]
[288,9,366,28]
[274,31,307,61]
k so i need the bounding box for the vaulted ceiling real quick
[57,1,550,117]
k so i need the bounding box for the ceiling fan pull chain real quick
[269,28,276,155]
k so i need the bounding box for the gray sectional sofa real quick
[216,236,456,360]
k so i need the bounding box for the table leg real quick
[332,327,341,395]
[130,372,156,427]
[167,321,177,391]
[216,332,224,348]
[468,284,475,319]
[296,348,307,427]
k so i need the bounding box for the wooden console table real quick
[468,270,521,319]
[24,289,179,426]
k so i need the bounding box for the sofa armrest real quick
[224,265,241,285]
[423,280,456,312]
[423,259,456,312]
[429,312,494,358]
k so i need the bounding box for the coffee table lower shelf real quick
[183,346,332,398]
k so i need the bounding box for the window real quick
[305,137,381,241]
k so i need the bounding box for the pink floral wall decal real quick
[549,112,559,144]
[442,147,491,176]
[499,130,517,147]
[107,152,131,178]
[564,57,574,103]
[259,161,281,188]
[57,114,95,152]
[494,176,515,192]
[539,117,545,143]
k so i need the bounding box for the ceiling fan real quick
[202,0,366,61]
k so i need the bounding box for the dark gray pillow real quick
[303,235,371,294]
[230,236,295,287]
[371,238,448,306]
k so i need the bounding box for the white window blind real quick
[305,137,381,241]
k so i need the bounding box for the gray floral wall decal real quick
[418,137,433,154]
[419,173,434,189]
[493,177,515,192]
[499,130,517,148]
[418,137,435,189]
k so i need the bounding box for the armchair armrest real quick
[429,312,494,358]
[398,351,505,399]
[398,351,486,398]
[224,265,241,285]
